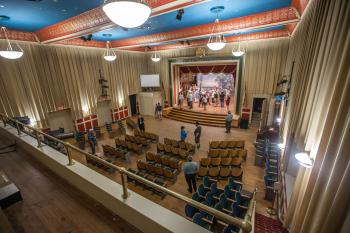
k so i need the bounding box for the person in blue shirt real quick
[182,156,199,193]
[180,126,187,141]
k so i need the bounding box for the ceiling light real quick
[102,0,151,28]
[103,41,116,61]
[232,36,245,57]
[151,53,160,62]
[278,143,285,149]
[0,27,24,60]
[295,152,314,168]
[207,7,226,51]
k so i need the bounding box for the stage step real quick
[165,108,231,127]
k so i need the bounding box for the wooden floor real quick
[66,116,273,219]
[0,138,141,233]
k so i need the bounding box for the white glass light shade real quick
[207,41,226,51]
[232,50,245,57]
[0,50,23,59]
[103,0,151,28]
[295,152,313,168]
[151,53,160,62]
[207,19,226,51]
[103,41,117,61]
[104,55,117,61]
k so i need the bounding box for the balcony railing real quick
[0,113,256,233]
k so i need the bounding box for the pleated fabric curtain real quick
[281,0,350,232]
[0,42,147,127]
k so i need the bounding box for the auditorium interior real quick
[0,0,349,233]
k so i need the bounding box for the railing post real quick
[36,131,42,147]
[120,167,129,199]
[15,121,21,135]
[65,143,74,166]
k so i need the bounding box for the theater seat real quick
[198,167,208,178]
[208,167,219,178]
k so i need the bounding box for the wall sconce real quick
[276,117,281,123]
[295,152,314,168]
[278,143,285,149]
[82,105,89,113]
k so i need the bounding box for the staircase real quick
[165,108,228,127]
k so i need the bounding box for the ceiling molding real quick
[0,29,37,42]
[111,7,299,48]
[57,38,106,48]
[123,29,290,52]
[292,0,310,15]
[35,0,206,44]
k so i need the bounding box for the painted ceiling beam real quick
[35,0,207,44]
[292,0,310,15]
[122,29,289,52]
[0,29,38,42]
[110,7,299,49]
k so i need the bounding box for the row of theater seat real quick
[85,154,116,173]
[198,166,243,180]
[102,145,127,160]
[163,137,196,154]
[134,129,159,142]
[145,152,182,170]
[127,168,167,199]
[115,138,143,154]
[157,143,189,160]
[137,160,178,183]
[125,134,150,147]
[185,176,254,231]
[208,149,247,160]
[200,157,242,167]
[209,140,245,149]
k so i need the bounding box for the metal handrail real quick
[0,113,254,233]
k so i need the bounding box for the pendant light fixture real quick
[102,0,151,28]
[151,53,160,62]
[232,35,245,57]
[295,152,314,168]
[207,6,226,51]
[103,41,116,61]
[0,27,24,60]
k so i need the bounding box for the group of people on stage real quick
[178,86,232,111]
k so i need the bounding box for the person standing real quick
[202,95,207,111]
[226,95,231,111]
[220,91,225,108]
[225,111,233,133]
[180,126,187,141]
[138,115,145,132]
[194,121,202,149]
[157,103,163,119]
[182,156,199,193]
[179,92,184,109]
[188,92,193,109]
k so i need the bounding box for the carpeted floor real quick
[255,213,289,233]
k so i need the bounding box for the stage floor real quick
[177,98,235,115]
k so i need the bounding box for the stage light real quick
[102,0,151,28]
[103,41,117,61]
[295,152,314,168]
[176,9,184,21]
[0,27,24,60]
[207,7,226,51]
[151,53,161,62]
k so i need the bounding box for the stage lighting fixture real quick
[176,9,184,21]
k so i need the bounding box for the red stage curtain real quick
[179,64,236,75]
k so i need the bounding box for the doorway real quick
[129,94,137,116]
[251,97,266,127]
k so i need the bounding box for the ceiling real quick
[0,0,309,51]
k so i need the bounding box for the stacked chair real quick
[164,137,196,154]
[105,122,113,138]
[102,144,127,160]
[134,129,159,143]
[115,138,142,154]
[186,176,255,231]
[94,126,101,138]
[75,131,85,149]
[127,168,167,199]
[198,157,243,180]
[157,142,190,160]
[254,134,280,201]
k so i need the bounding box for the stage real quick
[178,97,235,115]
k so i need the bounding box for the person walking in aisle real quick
[138,115,145,132]
[194,121,202,149]
[182,156,199,193]
[225,111,233,133]
[180,126,187,141]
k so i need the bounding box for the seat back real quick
[161,156,170,166]
[155,165,164,176]
[154,154,163,164]
[219,141,228,148]
[137,160,146,170]
[200,158,210,167]
[185,204,198,219]
[211,158,221,166]
[146,152,155,161]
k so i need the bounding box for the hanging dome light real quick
[102,0,151,28]
[295,152,314,168]
[0,27,24,60]
[207,19,226,51]
[232,36,245,57]
[103,41,116,61]
[151,53,160,62]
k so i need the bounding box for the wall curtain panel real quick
[0,42,147,127]
[281,0,350,232]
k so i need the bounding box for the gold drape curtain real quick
[0,42,147,126]
[281,0,350,232]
